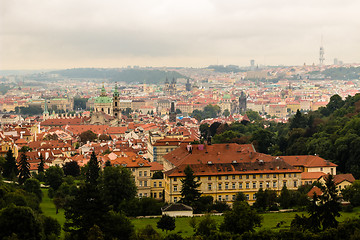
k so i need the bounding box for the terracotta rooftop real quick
[280,155,337,168]
[307,186,323,198]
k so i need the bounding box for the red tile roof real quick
[280,155,337,168]
[307,186,323,197]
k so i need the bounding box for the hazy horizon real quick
[1,0,360,70]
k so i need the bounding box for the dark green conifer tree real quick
[3,149,17,179]
[38,153,44,173]
[180,165,201,205]
[18,152,30,185]
[86,151,100,185]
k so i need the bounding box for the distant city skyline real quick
[1,0,360,70]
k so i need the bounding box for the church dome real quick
[94,96,112,104]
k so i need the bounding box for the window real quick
[218,195,222,201]
[208,184,212,191]
[154,193,157,198]
[273,181,276,188]
[225,183,229,190]
[218,183,222,190]
[139,193,142,198]
[239,183,243,189]
[253,182,256,188]
[232,195,236,201]
[144,193,147,197]
[197,177,200,181]
[320,167,323,171]
[253,194,256,200]
[289,173,291,178]
[218,176,222,180]
[174,197,177,202]
[159,182,162,187]
[144,181,147,187]
[246,194,249,200]
[208,176,211,180]
[266,174,270,178]
[115,102,118,106]
[154,182,157,187]
[266,182,270,188]
[260,174,263,179]
[246,183,250,189]
[284,173,286,178]
[253,175,256,179]
[225,175,229,180]
[259,182,263,188]
[294,181,297,188]
[294,173,297,177]
[225,195,229,201]
[273,174,277,178]
[174,177,177,182]
[139,171,142,177]
[283,181,287,187]
[246,175,249,179]
[174,185,178,192]
[232,175,235,180]
[159,192,162,198]
[239,175,242,179]
[144,171,147,176]
[139,181,142,187]
[232,183,236,189]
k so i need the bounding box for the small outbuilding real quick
[161,203,193,217]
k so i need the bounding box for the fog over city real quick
[1,0,360,70]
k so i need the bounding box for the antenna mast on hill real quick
[319,35,325,66]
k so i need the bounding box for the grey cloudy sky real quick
[1,0,359,70]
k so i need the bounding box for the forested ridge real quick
[204,93,360,178]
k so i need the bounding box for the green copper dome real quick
[94,96,112,103]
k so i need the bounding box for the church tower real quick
[239,91,247,113]
[164,77,169,95]
[43,99,49,120]
[185,78,191,91]
[170,78,176,95]
[112,84,121,119]
[169,101,176,123]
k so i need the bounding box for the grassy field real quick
[40,188,66,238]
[39,188,360,239]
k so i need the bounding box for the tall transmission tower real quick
[319,36,325,66]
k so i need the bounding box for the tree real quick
[100,166,137,211]
[86,151,100,185]
[289,110,307,129]
[41,215,61,239]
[18,152,30,185]
[63,161,80,177]
[251,129,274,154]
[220,201,262,234]
[37,154,44,173]
[45,166,64,191]
[278,185,291,209]
[195,214,217,237]
[87,225,104,240]
[320,174,341,229]
[64,184,108,239]
[157,215,175,233]
[0,205,42,240]
[3,149,17,180]
[24,178,42,201]
[152,171,163,179]
[79,130,97,144]
[223,109,230,117]
[180,165,201,205]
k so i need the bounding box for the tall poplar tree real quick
[18,152,30,185]
[38,153,44,173]
[86,151,100,185]
[180,165,201,205]
[3,149,17,179]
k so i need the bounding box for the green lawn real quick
[40,188,66,238]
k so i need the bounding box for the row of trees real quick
[203,94,360,178]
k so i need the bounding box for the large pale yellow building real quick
[163,143,301,205]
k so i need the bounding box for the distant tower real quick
[334,58,338,65]
[239,91,247,113]
[169,102,176,122]
[185,78,192,91]
[170,77,176,95]
[112,83,121,119]
[319,37,325,66]
[43,99,49,120]
[164,77,169,95]
[250,60,255,70]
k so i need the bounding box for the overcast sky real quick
[1,0,359,70]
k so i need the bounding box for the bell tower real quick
[113,83,121,119]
